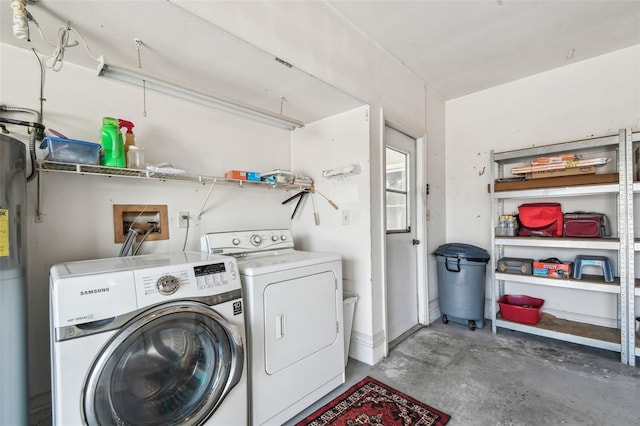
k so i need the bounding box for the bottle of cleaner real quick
[100,117,125,167]
[118,119,136,154]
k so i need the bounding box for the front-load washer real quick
[201,229,344,426]
[49,251,247,426]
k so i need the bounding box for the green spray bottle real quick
[100,117,125,167]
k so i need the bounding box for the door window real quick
[84,302,242,426]
[386,147,410,232]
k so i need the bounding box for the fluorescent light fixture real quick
[97,61,304,130]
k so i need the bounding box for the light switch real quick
[341,209,352,225]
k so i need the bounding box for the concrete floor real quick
[286,321,640,425]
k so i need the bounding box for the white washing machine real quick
[49,251,247,426]
[201,229,344,426]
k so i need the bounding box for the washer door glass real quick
[83,301,243,426]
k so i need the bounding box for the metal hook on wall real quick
[134,38,147,117]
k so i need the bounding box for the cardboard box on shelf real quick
[490,172,619,192]
[531,154,576,165]
[246,171,261,181]
[225,170,247,180]
[525,166,596,180]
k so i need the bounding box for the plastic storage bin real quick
[40,137,101,165]
[435,243,490,330]
[343,291,358,366]
[498,295,544,325]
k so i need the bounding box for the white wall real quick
[445,45,640,324]
[425,86,447,321]
[4,1,436,403]
[176,1,430,365]
[291,105,379,363]
[1,43,294,398]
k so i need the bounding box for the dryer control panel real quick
[202,229,294,255]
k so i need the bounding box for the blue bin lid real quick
[40,136,101,150]
[434,243,490,262]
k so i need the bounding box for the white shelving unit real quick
[629,130,640,364]
[489,129,639,366]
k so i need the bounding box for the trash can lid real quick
[434,243,490,262]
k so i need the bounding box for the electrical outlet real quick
[178,211,189,228]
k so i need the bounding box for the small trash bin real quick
[343,291,358,366]
[434,243,490,330]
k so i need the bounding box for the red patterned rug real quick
[295,376,450,425]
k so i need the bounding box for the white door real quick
[385,126,419,343]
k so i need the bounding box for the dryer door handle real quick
[275,313,285,340]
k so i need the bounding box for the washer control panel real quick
[51,253,241,330]
[135,256,240,304]
[156,275,180,295]
[202,229,294,254]
[193,261,237,288]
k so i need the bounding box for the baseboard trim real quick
[348,329,386,365]
[429,299,441,324]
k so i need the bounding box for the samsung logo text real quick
[80,288,110,296]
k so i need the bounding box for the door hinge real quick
[412,239,420,245]
[426,183,430,195]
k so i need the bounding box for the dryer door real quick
[83,301,243,426]
[263,270,338,374]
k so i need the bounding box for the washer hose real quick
[119,228,140,257]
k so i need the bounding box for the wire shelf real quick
[36,161,312,190]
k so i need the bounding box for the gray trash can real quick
[434,243,490,330]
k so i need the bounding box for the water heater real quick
[0,133,28,425]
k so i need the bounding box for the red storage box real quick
[498,295,544,325]
[532,260,571,278]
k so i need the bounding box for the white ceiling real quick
[328,0,640,99]
[1,0,639,122]
[0,0,363,124]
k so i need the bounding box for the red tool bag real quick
[563,212,611,238]
[517,202,563,237]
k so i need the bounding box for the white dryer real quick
[49,252,247,426]
[201,229,344,426]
